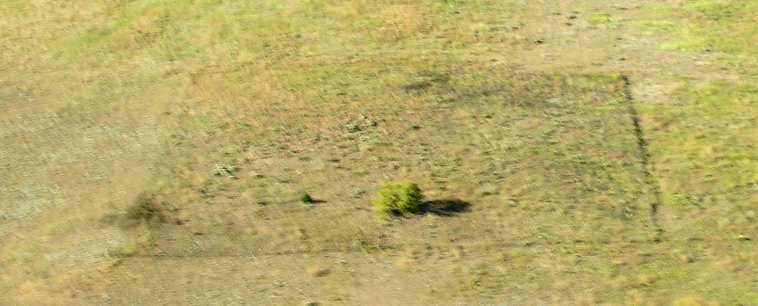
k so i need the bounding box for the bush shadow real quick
[418,199,471,216]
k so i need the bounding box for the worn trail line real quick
[120,238,657,260]
[621,75,664,241]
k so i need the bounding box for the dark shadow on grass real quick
[418,199,471,216]
[302,198,327,205]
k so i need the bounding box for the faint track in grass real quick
[126,236,661,259]
[621,75,664,242]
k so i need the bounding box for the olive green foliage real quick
[300,191,314,204]
[372,181,424,219]
[127,192,164,223]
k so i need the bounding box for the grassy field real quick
[1,0,755,305]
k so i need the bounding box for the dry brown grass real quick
[373,5,433,41]
[306,265,330,278]
[672,296,721,306]
[1,0,756,305]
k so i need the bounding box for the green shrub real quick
[372,181,424,219]
[300,191,314,204]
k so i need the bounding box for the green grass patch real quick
[588,12,619,27]
[640,79,756,241]
[637,1,757,75]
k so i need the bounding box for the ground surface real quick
[1,0,756,305]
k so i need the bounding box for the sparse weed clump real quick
[127,192,164,223]
[372,181,424,219]
[108,241,139,258]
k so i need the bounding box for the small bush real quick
[300,191,314,204]
[372,181,424,219]
[127,192,164,223]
